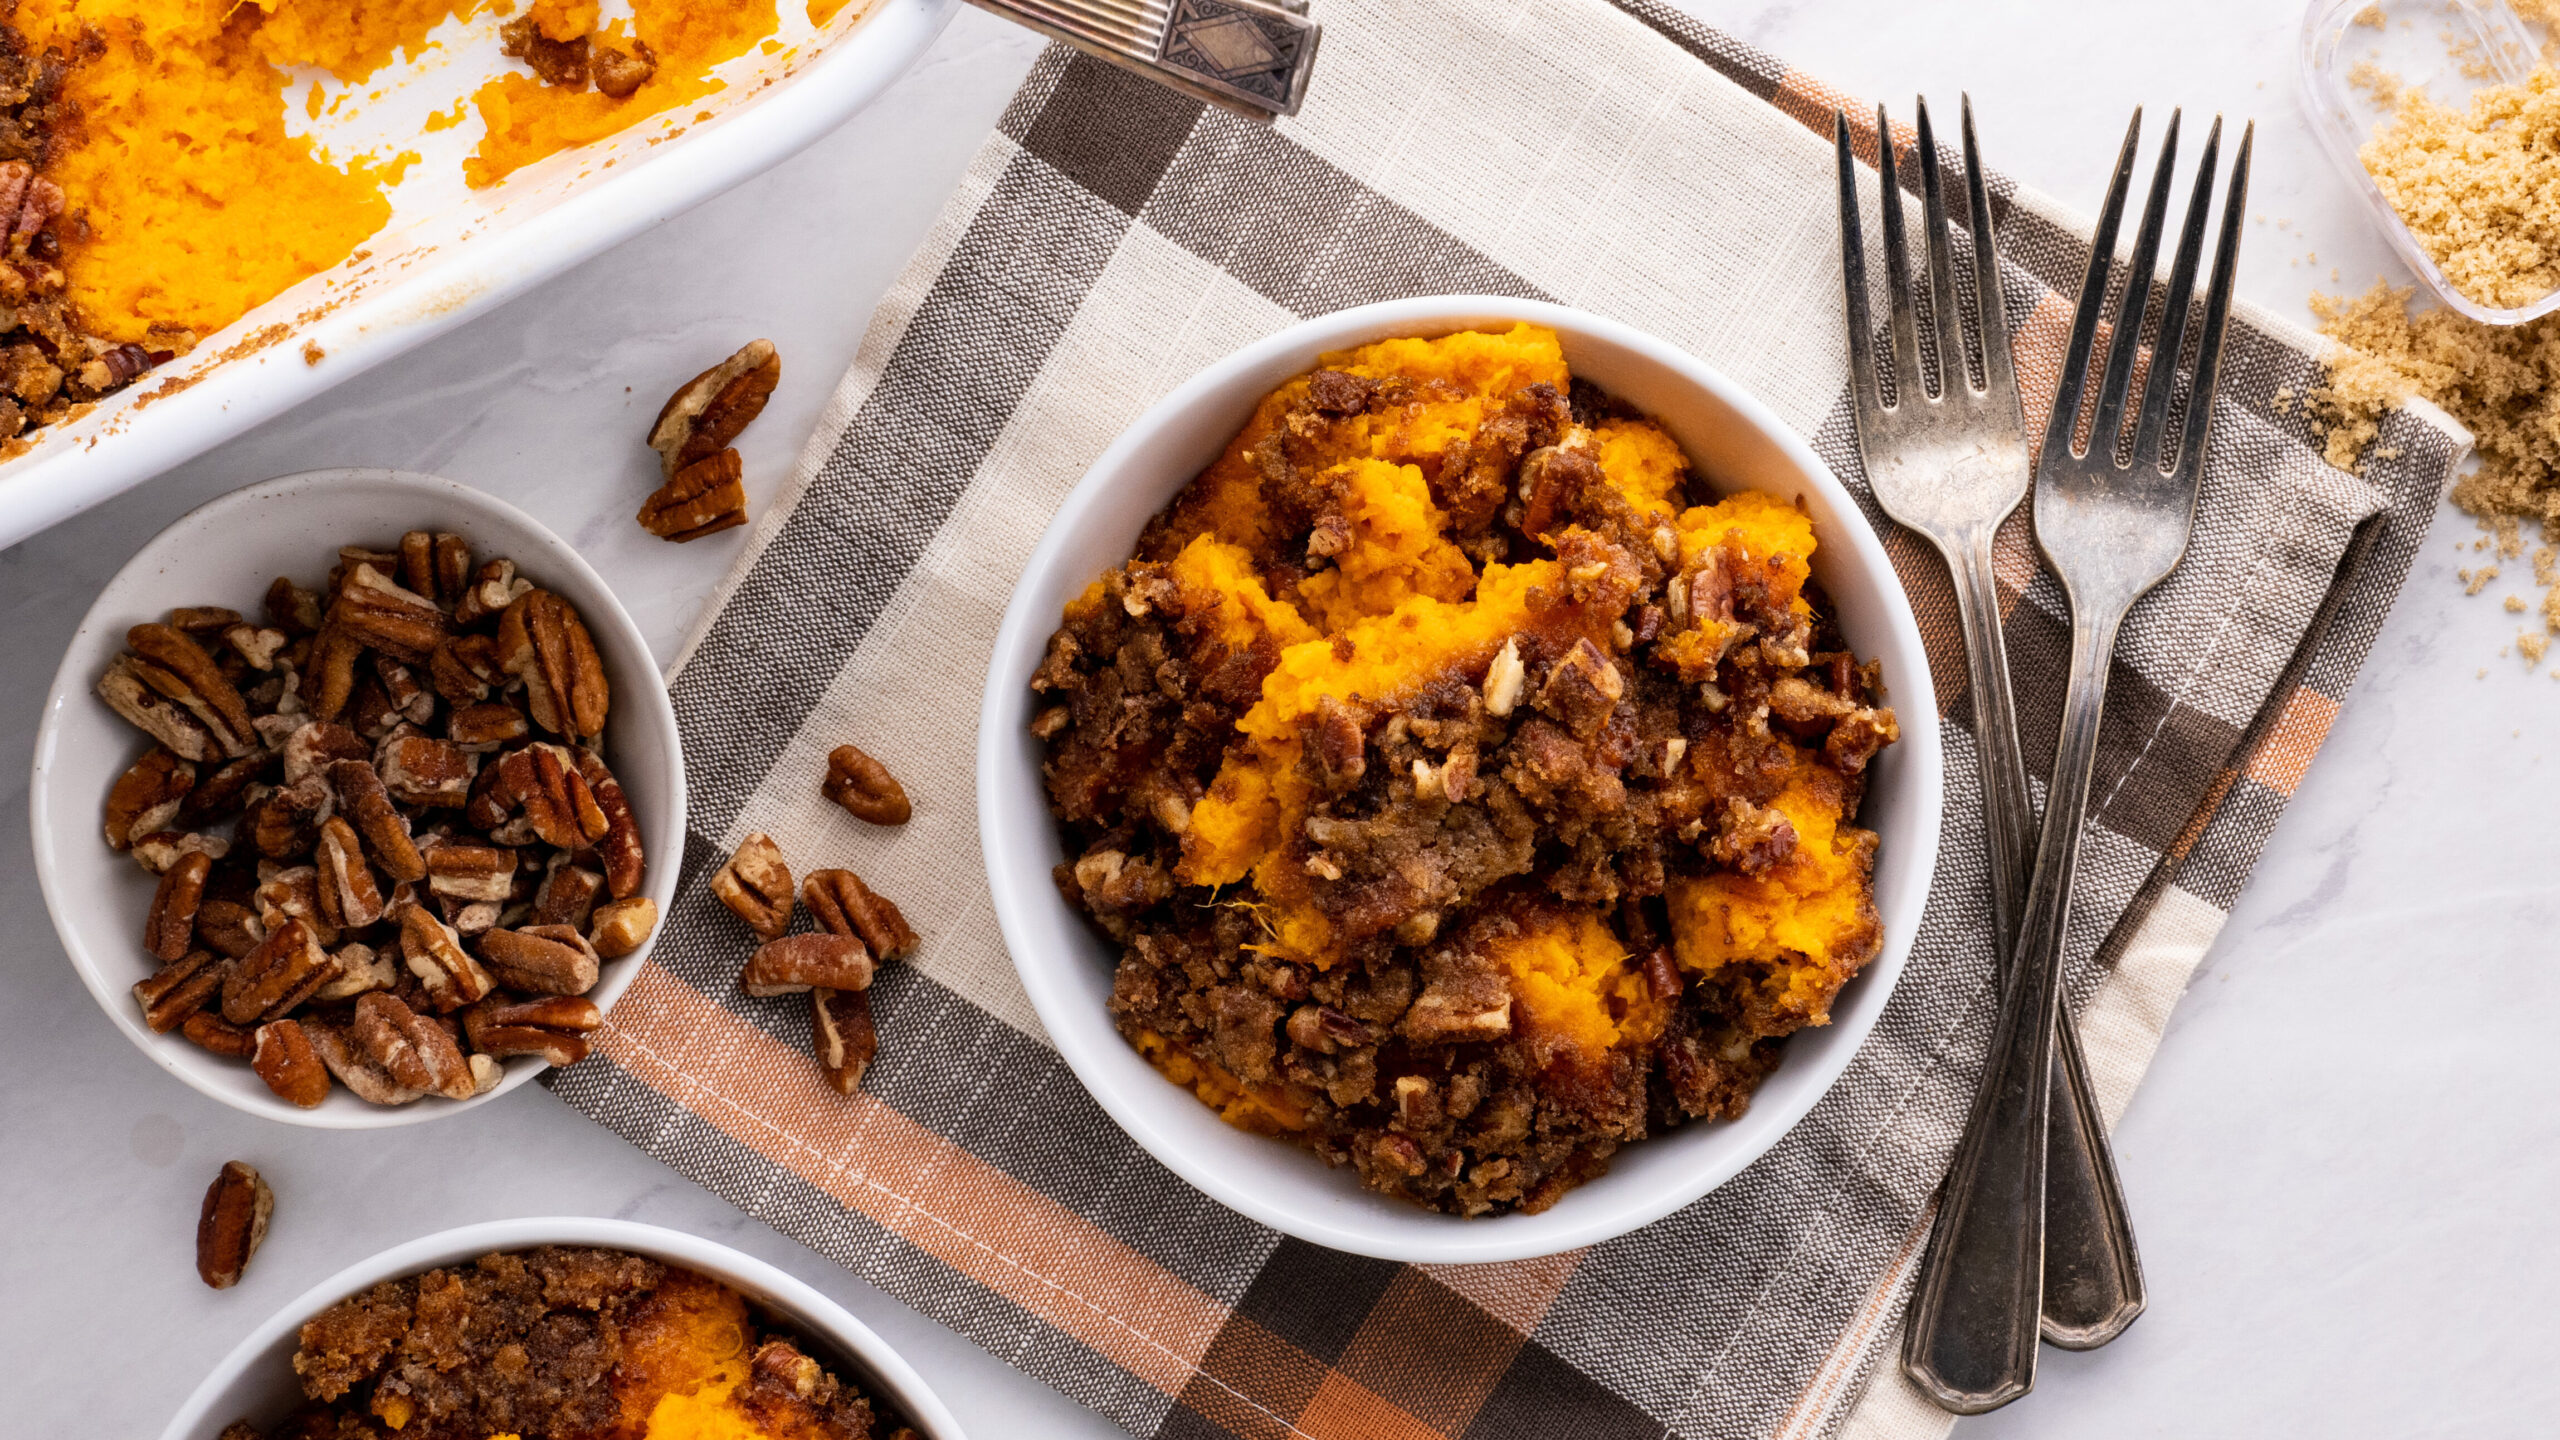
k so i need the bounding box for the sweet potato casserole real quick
[1031,324,1900,1216]
[232,1245,917,1439]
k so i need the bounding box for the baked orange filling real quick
[13,0,783,345]
[1034,324,1901,1215]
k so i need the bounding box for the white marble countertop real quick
[6,2,2552,1436]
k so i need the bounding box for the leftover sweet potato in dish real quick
[256,1246,919,1439]
[1032,324,1899,1216]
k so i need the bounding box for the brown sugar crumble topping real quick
[1032,326,1897,1216]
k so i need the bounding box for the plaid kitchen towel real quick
[548,2,2468,1436]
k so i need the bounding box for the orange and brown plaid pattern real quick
[549,3,2465,1437]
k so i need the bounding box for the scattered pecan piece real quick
[711,832,793,938]
[196,1160,272,1290]
[251,1019,331,1107]
[821,743,910,826]
[740,933,872,997]
[803,868,917,961]
[496,590,608,739]
[145,849,211,961]
[588,896,658,959]
[638,447,748,541]
[810,987,875,1095]
[477,924,601,995]
[464,993,601,1067]
[104,747,193,849]
[650,339,778,479]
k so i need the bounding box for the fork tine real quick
[1838,111,1887,424]
[1960,95,2016,401]
[2131,116,2221,473]
[1875,105,1926,402]
[2173,120,2253,485]
[2041,108,2143,466]
[2087,109,2181,464]
[1915,97,1969,396]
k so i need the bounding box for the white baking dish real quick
[0,0,956,550]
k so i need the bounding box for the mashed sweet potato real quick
[1032,324,1901,1216]
[15,0,780,343]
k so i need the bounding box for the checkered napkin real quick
[548,2,2467,1436]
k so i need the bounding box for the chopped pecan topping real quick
[649,338,779,479]
[500,12,589,89]
[591,36,657,98]
[711,832,793,938]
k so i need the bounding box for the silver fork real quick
[1832,98,2145,1362]
[1898,108,2252,1412]
[966,0,1321,117]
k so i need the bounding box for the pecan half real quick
[352,991,475,1100]
[374,655,434,726]
[588,896,658,959]
[531,861,604,930]
[314,816,387,929]
[378,732,475,807]
[477,924,601,995]
[169,605,240,633]
[303,1018,424,1106]
[176,753,268,831]
[222,918,338,1025]
[398,903,494,1011]
[282,720,370,785]
[300,627,364,722]
[196,1160,272,1289]
[195,899,264,960]
[104,747,193,850]
[328,760,425,882]
[127,623,258,756]
[803,868,917,961]
[134,949,224,1032]
[424,842,516,902]
[265,576,325,635]
[822,743,910,826]
[99,654,218,761]
[447,700,529,750]
[330,563,447,663]
[649,338,778,479]
[517,745,606,849]
[180,1010,256,1058]
[429,633,505,705]
[810,987,875,1095]
[453,559,532,629]
[399,530,473,607]
[496,590,608,739]
[711,832,793,939]
[740,933,872,997]
[251,1019,331,1107]
[253,867,336,949]
[145,849,211,961]
[246,776,330,860]
[575,749,645,899]
[464,993,601,1067]
[638,447,748,541]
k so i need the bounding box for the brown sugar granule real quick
[2359,62,2560,308]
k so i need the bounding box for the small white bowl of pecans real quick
[31,469,685,1127]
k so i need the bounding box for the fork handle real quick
[1946,531,2147,1349]
[1902,602,2119,1412]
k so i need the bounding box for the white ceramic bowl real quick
[978,297,1943,1264]
[31,469,686,1128]
[158,1217,969,1440]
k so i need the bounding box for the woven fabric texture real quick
[549,3,2465,1436]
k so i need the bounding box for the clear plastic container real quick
[2299,0,2559,324]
